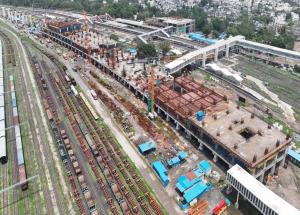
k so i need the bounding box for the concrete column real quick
[258,173,264,182]
[202,52,206,68]
[235,192,239,209]
[225,44,229,58]
[213,153,218,163]
[226,185,232,194]
[166,115,170,122]
[186,130,191,139]
[157,107,161,114]
[231,157,235,164]
[271,165,276,175]
[214,48,219,62]
[176,122,180,130]
[198,142,204,150]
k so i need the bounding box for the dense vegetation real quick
[3,0,296,49]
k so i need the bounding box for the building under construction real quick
[154,76,291,183]
[41,21,292,184]
[47,20,82,34]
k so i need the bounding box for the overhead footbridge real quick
[164,35,300,75]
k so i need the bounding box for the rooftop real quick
[191,102,289,167]
[48,20,81,29]
[227,165,300,215]
[158,17,195,25]
[288,149,300,163]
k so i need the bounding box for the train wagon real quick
[19,164,28,190]
[46,109,53,121]
[79,92,99,120]
[15,125,28,190]
[0,78,6,164]
[0,119,6,163]
[90,90,97,100]
[70,85,78,97]
[0,41,5,164]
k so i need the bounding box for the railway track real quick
[14,31,166,214]
[0,31,21,215]
[48,52,164,214]
[0,28,62,215]
[26,51,88,214]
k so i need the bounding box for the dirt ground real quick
[267,164,300,210]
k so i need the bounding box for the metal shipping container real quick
[0,77,4,86]
[13,106,18,117]
[16,136,22,150]
[15,124,21,138]
[0,136,6,163]
[12,97,17,108]
[17,148,24,165]
[0,95,4,107]
[11,91,16,101]
[0,107,4,121]
[0,120,5,136]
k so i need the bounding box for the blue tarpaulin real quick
[183,181,208,203]
[176,175,201,193]
[199,160,212,174]
[178,151,188,160]
[138,141,156,154]
[288,149,300,162]
[152,160,169,187]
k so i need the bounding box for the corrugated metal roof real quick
[183,181,207,203]
[0,107,4,121]
[138,141,157,153]
[0,95,4,107]
[17,148,24,165]
[13,106,18,117]
[16,136,22,150]
[288,149,300,162]
[0,136,6,158]
[15,125,21,138]
[0,120,5,136]
[227,165,300,215]
[11,91,16,100]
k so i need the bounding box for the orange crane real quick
[83,10,91,65]
[150,65,155,113]
[147,64,156,119]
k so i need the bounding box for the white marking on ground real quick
[246,75,295,122]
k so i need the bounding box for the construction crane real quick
[44,9,49,29]
[83,10,91,65]
[148,64,157,120]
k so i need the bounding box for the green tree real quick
[294,65,300,74]
[110,34,119,42]
[159,41,171,56]
[137,43,157,59]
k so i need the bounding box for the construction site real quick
[0,5,300,215]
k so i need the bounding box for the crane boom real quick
[83,10,91,65]
[150,65,155,113]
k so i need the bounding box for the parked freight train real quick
[10,75,27,190]
[0,40,7,164]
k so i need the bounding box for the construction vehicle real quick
[212,198,231,215]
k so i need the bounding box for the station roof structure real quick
[228,165,300,215]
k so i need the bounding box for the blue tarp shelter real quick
[183,181,208,203]
[199,160,212,175]
[138,141,156,155]
[152,160,169,187]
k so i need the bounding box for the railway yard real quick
[0,6,300,215]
